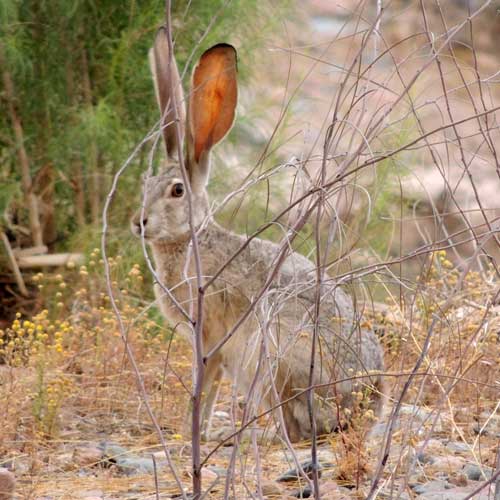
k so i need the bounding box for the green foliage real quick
[0,0,289,246]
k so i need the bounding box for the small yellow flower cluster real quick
[0,309,74,365]
[89,247,102,267]
[436,249,453,269]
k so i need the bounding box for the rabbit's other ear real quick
[150,27,186,159]
[187,43,237,188]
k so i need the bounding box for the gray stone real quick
[417,484,494,499]
[291,486,312,498]
[370,421,389,438]
[417,451,435,465]
[98,441,128,458]
[400,404,432,421]
[276,460,327,482]
[378,490,410,500]
[205,466,226,478]
[462,463,493,481]
[472,421,500,438]
[115,456,156,475]
[260,480,284,497]
[445,441,470,454]
[411,479,452,495]
[72,447,103,467]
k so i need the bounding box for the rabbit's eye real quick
[171,183,184,198]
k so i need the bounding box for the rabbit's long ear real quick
[149,27,186,159]
[187,43,237,188]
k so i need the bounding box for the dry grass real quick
[0,248,498,498]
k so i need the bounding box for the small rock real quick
[417,452,434,465]
[472,414,500,438]
[400,404,432,421]
[445,441,470,454]
[116,456,155,475]
[201,468,218,483]
[418,483,494,499]
[462,463,493,481]
[205,466,226,478]
[213,411,230,419]
[370,421,390,438]
[282,449,335,465]
[291,486,312,498]
[0,468,15,500]
[276,460,324,482]
[411,479,452,495]
[417,439,445,452]
[73,447,103,467]
[430,455,466,472]
[98,442,128,457]
[260,480,284,497]
[319,481,344,496]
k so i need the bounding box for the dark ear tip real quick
[205,43,238,62]
[210,42,236,51]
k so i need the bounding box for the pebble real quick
[378,490,410,499]
[98,441,128,458]
[462,463,493,481]
[260,479,284,497]
[429,455,465,471]
[201,467,218,483]
[417,439,445,452]
[115,456,156,475]
[0,468,15,500]
[205,466,227,478]
[72,447,103,467]
[472,422,500,438]
[291,486,312,498]
[213,411,230,419]
[411,479,452,495]
[276,460,325,482]
[417,483,494,499]
[319,481,348,498]
[370,421,388,438]
[445,441,470,454]
[288,480,347,499]
[417,451,434,465]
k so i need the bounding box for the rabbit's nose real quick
[132,215,148,232]
[136,217,148,229]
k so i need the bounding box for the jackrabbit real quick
[131,28,384,442]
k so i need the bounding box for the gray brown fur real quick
[131,29,384,442]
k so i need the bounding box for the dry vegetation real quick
[1,0,500,499]
[0,252,498,498]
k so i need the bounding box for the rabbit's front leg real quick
[181,355,223,441]
[200,357,223,441]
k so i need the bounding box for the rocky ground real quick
[2,401,499,499]
[1,1,499,499]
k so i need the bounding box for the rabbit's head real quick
[131,28,237,243]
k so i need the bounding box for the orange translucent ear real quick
[189,44,237,163]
